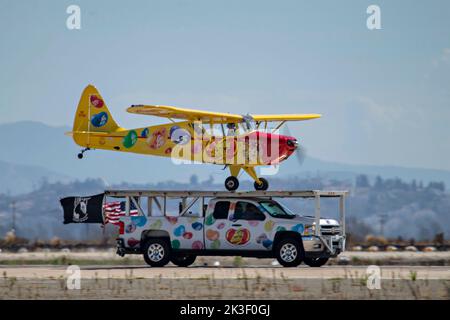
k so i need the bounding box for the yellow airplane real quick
[68,85,321,191]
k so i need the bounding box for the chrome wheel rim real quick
[280,243,297,262]
[148,243,165,262]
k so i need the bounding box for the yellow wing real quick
[127,105,242,123]
[126,105,321,123]
[251,114,321,122]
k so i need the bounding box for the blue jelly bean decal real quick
[192,222,203,230]
[141,128,149,138]
[291,224,304,234]
[262,239,273,249]
[91,112,108,127]
[131,216,147,227]
[174,225,186,237]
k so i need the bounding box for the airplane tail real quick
[69,85,121,147]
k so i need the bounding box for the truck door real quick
[228,201,267,250]
[204,200,231,250]
[219,200,266,251]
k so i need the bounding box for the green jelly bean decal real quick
[123,130,138,148]
[211,239,220,249]
[205,214,216,226]
[171,239,180,249]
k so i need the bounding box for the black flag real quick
[60,193,105,224]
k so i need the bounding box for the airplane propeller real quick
[282,124,307,166]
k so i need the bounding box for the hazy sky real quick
[1,0,449,170]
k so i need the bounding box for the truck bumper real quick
[303,235,345,258]
[116,238,141,256]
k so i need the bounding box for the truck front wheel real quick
[275,238,304,267]
[170,253,197,267]
[304,257,329,267]
[143,238,170,267]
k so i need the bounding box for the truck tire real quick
[143,238,170,267]
[304,257,329,267]
[170,253,197,267]
[275,237,304,267]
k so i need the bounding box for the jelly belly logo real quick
[226,228,250,245]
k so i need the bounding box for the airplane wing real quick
[127,105,242,123]
[126,105,321,123]
[251,114,321,122]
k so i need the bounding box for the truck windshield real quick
[259,200,296,219]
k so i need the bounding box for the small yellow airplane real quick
[68,85,321,191]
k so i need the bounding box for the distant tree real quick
[433,233,444,245]
[189,174,199,186]
[411,179,417,191]
[346,217,374,242]
[427,181,445,192]
[374,176,383,190]
[393,178,405,190]
[355,174,370,188]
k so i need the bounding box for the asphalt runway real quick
[1,265,448,279]
[1,265,448,299]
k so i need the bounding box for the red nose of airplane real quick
[257,131,298,165]
[279,135,298,161]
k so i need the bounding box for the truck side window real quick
[213,201,230,219]
[234,202,265,221]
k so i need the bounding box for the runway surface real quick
[1,265,448,279]
[1,265,448,299]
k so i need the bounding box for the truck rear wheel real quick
[170,253,197,267]
[304,257,329,267]
[143,238,170,267]
[275,238,304,267]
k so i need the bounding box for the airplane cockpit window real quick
[226,123,237,136]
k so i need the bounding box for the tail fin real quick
[73,84,120,132]
[71,84,121,147]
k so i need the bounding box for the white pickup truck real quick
[112,190,347,267]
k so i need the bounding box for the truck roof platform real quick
[104,190,348,198]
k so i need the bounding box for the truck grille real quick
[320,226,340,235]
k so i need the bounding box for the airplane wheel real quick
[254,177,269,191]
[225,176,239,191]
[77,153,83,159]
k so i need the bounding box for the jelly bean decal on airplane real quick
[90,95,104,108]
[90,112,108,127]
[123,130,138,148]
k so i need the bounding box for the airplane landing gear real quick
[225,176,239,191]
[77,147,90,159]
[254,177,269,191]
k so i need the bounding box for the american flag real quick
[103,201,138,225]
